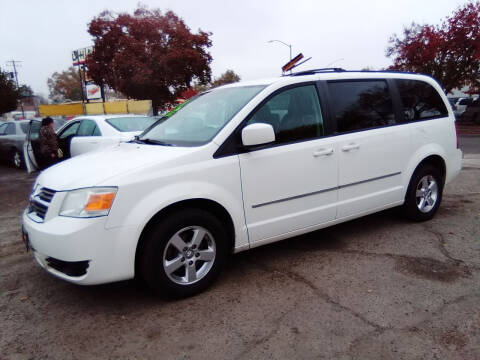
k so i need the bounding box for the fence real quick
[39,100,152,117]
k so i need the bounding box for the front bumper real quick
[22,210,138,285]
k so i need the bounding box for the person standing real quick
[38,117,59,169]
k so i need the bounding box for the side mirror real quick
[241,123,275,147]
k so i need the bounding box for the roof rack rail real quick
[290,68,346,76]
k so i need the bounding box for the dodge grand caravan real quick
[22,69,462,297]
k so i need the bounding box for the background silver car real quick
[0,119,65,169]
[0,121,30,168]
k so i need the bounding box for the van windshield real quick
[138,85,266,146]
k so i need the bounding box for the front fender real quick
[104,161,248,269]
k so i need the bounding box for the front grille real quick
[29,200,48,220]
[27,187,56,222]
[45,257,90,277]
[38,188,55,203]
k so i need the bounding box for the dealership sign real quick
[86,84,102,100]
[72,46,93,65]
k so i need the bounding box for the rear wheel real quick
[402,164,443,221]
[140,209,228,297]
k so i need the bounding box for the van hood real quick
[36,142,197,191]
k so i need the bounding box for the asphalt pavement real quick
[0,137,479,359]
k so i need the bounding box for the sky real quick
[0,0,467,98]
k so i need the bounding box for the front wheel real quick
[402,164,443,221]
[140,209,228,297]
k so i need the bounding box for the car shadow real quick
[52,207,405,306]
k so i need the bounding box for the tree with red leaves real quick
[386,1,480,93]
[86,6,212,114]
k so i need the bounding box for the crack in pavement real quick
[246,258,387,331]
[232,288,300,360]
[230,258,389,359]
[284,245,480,274]
[341,292,480,359]
[234,246,480,359]
[421,223,468,265]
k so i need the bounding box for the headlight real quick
[59,187,117,218]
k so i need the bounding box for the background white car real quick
[25,114,157,171]
[454,97,472,117]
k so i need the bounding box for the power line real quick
[6,60,24,118]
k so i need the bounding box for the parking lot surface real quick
[1,139,480,359]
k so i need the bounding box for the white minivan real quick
[22,69,462,297]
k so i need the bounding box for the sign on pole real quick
[86,84,102,100]
[72,46,93,66]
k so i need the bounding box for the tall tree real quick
[86,6,212,114]
[193,69,241,93]
[386,1,480,93]
[210,70,241,88]
[47,67,83,102]
[0,68,20,114]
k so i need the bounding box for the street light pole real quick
[6,60,25,118]
[268,39,292,61]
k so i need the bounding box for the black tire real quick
[140,208,228,298]
[11,148,24,169]
[402,164,443,221]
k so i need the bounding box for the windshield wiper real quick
[131,136,174,146]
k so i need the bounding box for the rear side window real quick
[5,123,16,135]
[59,121,80,139]
[20,123,29,134]
[77,119,101,136]
[328,80,395,133]
[458,98,472,106]
[396,79,448,122]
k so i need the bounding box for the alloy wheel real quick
[415,175,438,213]
[162,226,216,285]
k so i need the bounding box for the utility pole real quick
[6,60,25,118]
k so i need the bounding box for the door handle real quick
[341,143,360,152]
[313,148,334,157]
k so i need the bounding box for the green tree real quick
[0,68,20,114]
[18,85,33,98]
[193,69,241,92]
[210,70,241,88]
[47,67,83,102]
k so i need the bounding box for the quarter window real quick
[396,79,448,122]
[247,85,324,144]
[328,80,395,133]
